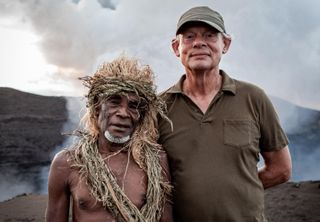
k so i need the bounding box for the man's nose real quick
[192,35,207,48]
[116,105,130,117]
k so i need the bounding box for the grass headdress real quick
[80,55,171,168]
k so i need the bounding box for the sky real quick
[0,0,319,110]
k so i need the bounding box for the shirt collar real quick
[167,70,236,95]
[220,70,236,95]
[166,75,185,94]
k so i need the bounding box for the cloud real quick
[221,0,320,109]
[0,0,319,109]
[1,0,118,74]
[97,0,116,10]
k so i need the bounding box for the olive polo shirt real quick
[158,70,288,222]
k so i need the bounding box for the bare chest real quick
[69,154,147,214]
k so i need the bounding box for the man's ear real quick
[171,37,180,57]
[222,35,232,54]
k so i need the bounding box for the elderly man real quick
[158,6,292,222]
[46,56,172,222]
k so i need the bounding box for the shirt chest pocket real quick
[223,119,252,147]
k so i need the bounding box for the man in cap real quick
[158,6,292,221]
[46,56,173,222]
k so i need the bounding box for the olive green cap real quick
[176,6,226,35]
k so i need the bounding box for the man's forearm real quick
[258,165,291,189]
[259,147,292,189]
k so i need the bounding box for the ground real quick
[0,181,319,222]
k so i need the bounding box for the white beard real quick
[104,130,130,144]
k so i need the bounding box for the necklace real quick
[104,147,131,191]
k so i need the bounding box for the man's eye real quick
[205,32,218,41]
[185,34,194,39]
[128,102,139,110]
[183,33,195,40]
[108,99,121,106]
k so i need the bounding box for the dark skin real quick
[46,94,173,222]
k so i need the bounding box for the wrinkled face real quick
[172,23,231,72]
[97,93,144,139]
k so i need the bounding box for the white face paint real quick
[104,130,130,144]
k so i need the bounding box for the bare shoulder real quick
[52,149,70,165]
[50,149,73,175]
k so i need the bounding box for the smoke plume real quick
[1,0,319,109]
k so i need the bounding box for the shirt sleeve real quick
[257,90,289,152]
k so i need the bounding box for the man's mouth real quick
[110,123,131,131]
[191,52,209,57]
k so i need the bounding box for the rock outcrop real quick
[0,87,67,193]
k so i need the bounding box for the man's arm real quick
[258,146,292,189]
[45,150,71,222]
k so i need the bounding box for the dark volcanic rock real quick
[265,181,320,222]
[0,87,67,194]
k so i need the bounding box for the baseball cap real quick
[176,6,226,35]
